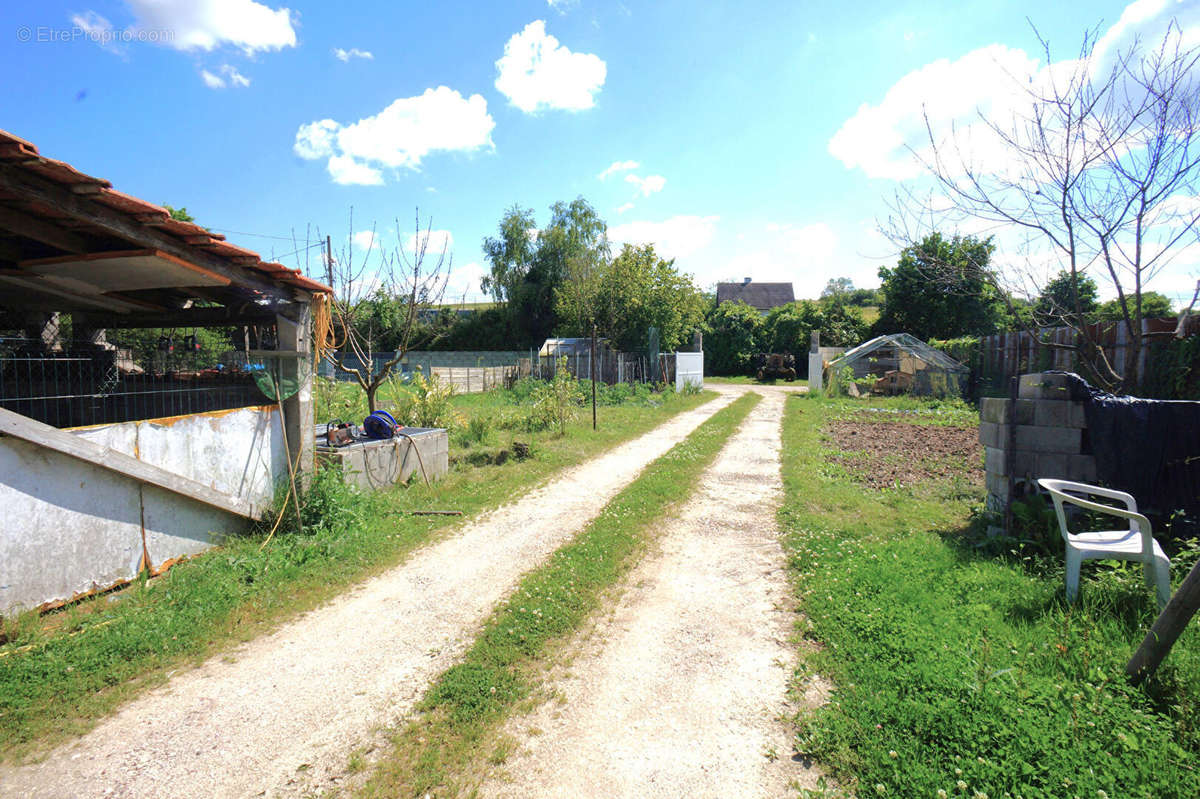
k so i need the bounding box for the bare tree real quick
[887,21,1200,391]
[323,209,450,413]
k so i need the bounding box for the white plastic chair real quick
[1036,478,1172,610]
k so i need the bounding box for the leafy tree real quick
[821,277,854,301]
[584,244,705,352]
[1034,270,1100,321]
[482,198,608,346]
[875,233,1005,340]
[704,300,764,375]
[1099,292,1173,322]
[763,301,868,375]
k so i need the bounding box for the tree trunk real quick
[366,383,379,415]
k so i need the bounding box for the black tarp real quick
[1053,371,1200,522]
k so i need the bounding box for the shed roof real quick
[0,128,331,320]
[716,281,795,311]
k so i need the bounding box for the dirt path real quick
[0,392,740,799]
[478,389,824,798]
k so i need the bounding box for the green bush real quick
[396,373,464,429]
[528,358,584,434]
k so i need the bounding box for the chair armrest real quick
[1037,478,1138,512]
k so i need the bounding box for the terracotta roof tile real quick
[0,128,331,296]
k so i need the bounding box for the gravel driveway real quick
[0,391,739,799]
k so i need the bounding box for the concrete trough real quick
[314,427,449,491]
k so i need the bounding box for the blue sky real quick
[3,0,1198,306]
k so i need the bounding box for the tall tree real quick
[1034,271,1100,321]
[583,243,705,351]
[704,300,765,375]
[875,233,1005,340]
[890,22,1200,390]
[482,198,608,345]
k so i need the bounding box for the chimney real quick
[743,276,752,285]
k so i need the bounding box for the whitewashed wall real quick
[0,405,285,615]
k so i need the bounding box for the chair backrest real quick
[1036,478,1154,557]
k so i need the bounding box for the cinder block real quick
[1036,452,1069,479]
[981,398,1035,425]
[1033,399,1070,428]
[1010,449,1037,476]
[1015,425,1082,454]
[981,397,1007,424]
[1018,373,1074,401]
[1068,454,1098,482]
[984,446,1006,475]
[986,470,1009,497]
[980,422,1008,449]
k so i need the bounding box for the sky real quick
[3,0,1199,307]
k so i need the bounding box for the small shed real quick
[716,278,795,315]
[828,333,968,397]
[0,128,332,615]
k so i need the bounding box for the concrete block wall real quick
[980,373,1097,511]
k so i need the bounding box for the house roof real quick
[716,281,795,311]
[0,128,331,319]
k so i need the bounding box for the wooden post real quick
[1127,558,1200,685]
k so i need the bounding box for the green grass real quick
[779,394,1200,798]
[0,384,714,763]
[359,392,761,798]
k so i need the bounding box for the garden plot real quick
[823,409,982,491]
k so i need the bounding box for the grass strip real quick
[0,389,713,762]
[778,394,1200,798]
[360,391,762,798]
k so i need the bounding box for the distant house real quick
[716,278,795,315]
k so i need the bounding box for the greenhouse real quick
[826,333,969,397]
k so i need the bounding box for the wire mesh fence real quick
[0,330,275,429]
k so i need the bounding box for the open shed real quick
[0,129,331,615]
[828,333,968,397]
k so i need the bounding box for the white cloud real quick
[598,159,639,179]
[830,1,1200,182]
[200,69,225,89]
[828,43,1041,180]
[352,230,379,251]
[327,155,383,186]
[616,202,634,214]
[443,261,488,303]
[546,0,578,12]
[333,47,374,62]
[624,173,666,197]
[294,87,495,184]
[199,63,251,89]
[495,20,606,112]
[609,215,719,260]
[70,11,125,53]
[124,0,296,54]
[406,229,454,256]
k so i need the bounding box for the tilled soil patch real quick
[823,416,982,490]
